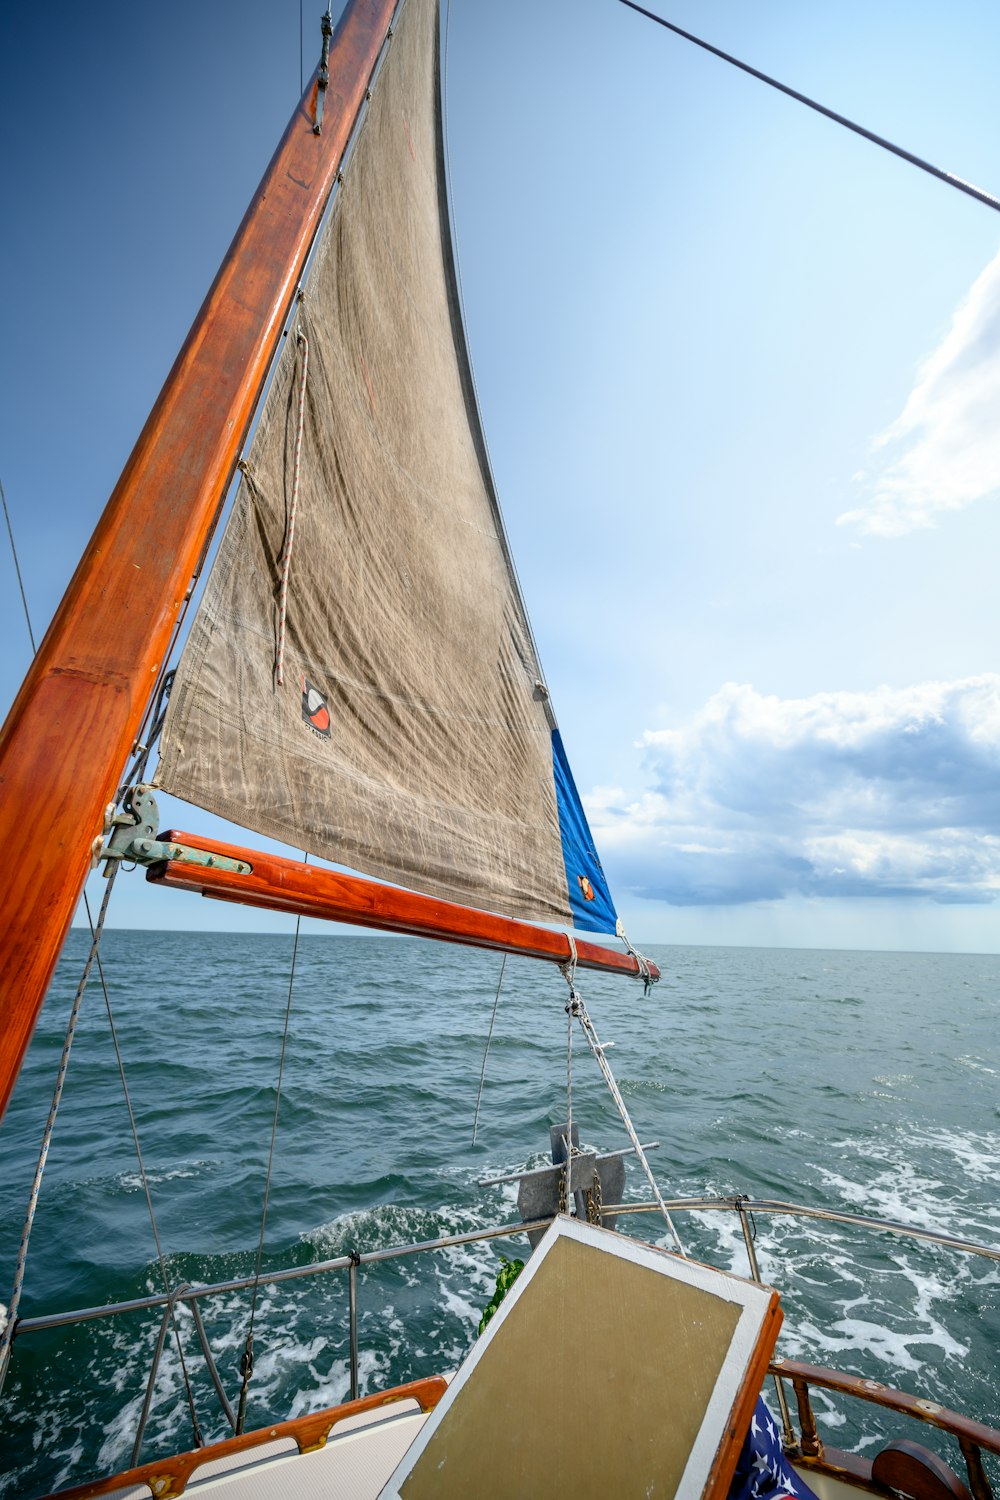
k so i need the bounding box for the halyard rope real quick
[557,957,685,1257]
[275,327,310,688]
[563,935,578,1188]
[0,431,201,1437]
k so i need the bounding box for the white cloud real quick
[588,676,1000,906]
[838,247,1000,537]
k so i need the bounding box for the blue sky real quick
[3,0,1000,950]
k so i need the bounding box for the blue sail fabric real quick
[551,730,618,934]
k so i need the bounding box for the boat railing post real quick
[790,1373,824,1460]
[735,1196,797,1452]
[348,1250,361,1401]
[131,1303,172,1467]
[185,1293,237,1432]
[958,1436,995,1500]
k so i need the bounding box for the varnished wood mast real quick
[0,0,397,1120]
[149,832,660,982]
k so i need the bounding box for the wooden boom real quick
[0,0,398,1121]
[148,832,661,983]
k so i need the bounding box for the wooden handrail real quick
[41,1376,447,1499]
[148,831,660,982]
[0,0,398,1121]
[771,1359,1000,1457]
[771,1358,999,1500]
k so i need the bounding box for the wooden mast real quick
[0,0,398,1121]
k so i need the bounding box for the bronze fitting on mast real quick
[93,786,251,878]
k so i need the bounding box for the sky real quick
[3,0,1000,950]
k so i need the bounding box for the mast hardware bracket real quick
[314,7,334,135]
[96,786,251,878]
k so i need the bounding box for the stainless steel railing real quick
[9,1196,998,1465]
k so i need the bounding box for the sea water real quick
[0,933,997,1496]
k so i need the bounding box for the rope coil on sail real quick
[557,954,685,1258]
[275,325,310,688]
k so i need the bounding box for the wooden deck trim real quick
[147,831,660,982]
[41,1376,447,1499]
[705,1291,784,1500]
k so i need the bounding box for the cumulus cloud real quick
[588,676,1000,906]
[838,247,1000,537]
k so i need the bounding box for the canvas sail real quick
[155,0,616,934]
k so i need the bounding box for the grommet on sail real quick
[154,0,617,935]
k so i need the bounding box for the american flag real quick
[729,1398,820,1500]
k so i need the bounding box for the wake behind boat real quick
[0,1,998,1497]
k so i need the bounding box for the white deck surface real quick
[100,1402,430,1500]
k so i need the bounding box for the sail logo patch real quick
[302,676,331,738]
[578,875,595,902]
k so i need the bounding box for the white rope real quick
[275,327,309,687]
[565,1002,574,1187]
[559,967,685,1257]
[560,934,579,1194]
[615,918,655,994]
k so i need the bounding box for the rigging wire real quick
[0,876,118,1396]
[471,953,506,1146]
[1,476,37,655]
[559,952,685,1257]
[235,861,308,1434]
[86,891,204,1451]
[617,0,1000,215]
[564,989,574,1177]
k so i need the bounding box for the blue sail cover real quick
[552,730,617,933]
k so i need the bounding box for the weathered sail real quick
[155,0,616,933]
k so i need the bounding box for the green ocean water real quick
[0,932,997,1495]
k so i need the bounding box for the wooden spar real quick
[0,0,398,1122]
[148,832,662,983]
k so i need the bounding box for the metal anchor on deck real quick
[480,1124,660,1249]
